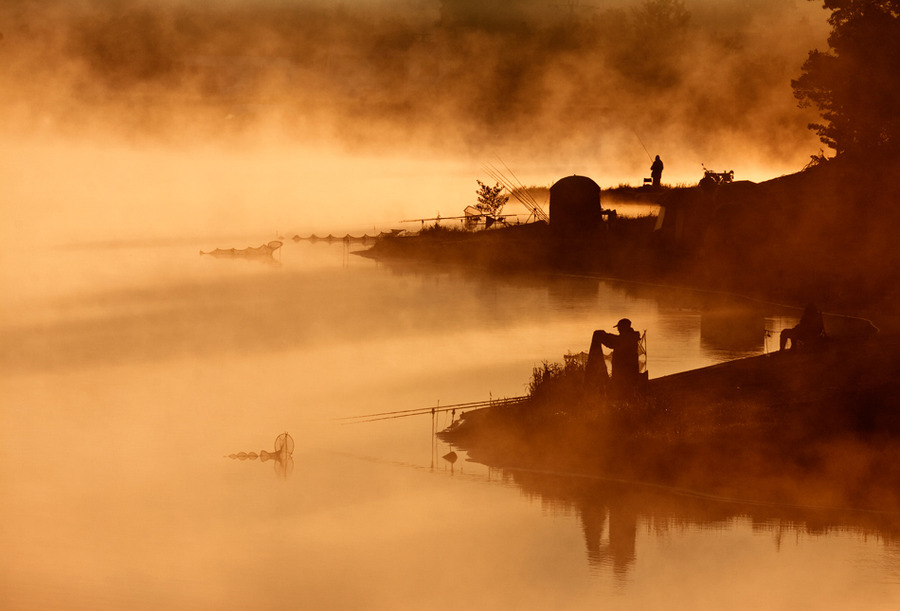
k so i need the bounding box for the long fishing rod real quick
[337,396,529,424]
[481,165,524,216]
[400,214,519,223]
[341,403,528,425]
[482,163,547,222]
[338,396,530,421]
[497,157,531,200]
[336,397,503,421]
[482,165,518,200]
[496,159,547,221]
[494,158,544,213]
[632,129,654,162]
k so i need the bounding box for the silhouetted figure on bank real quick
[780,303,826,351]
[589,319,643,395]
[650,155,664,188]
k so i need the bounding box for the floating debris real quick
[226,432,295,477]
[201,240,283,258]
[291,231,402,243]
[228,451,259,460]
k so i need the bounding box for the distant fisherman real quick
[650,155,664,188]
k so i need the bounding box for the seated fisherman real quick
[780,303,826,351]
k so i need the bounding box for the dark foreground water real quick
[1,239,898,610]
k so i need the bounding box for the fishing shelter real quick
[549,175,603,238]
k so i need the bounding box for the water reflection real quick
[227,432,295,478]
[2,243,807,379]
[442,451,459,474]
[581,493,637,580]
[370,256,806,372]
[499,467,900,581]
[546,274,601,309]
[700,306,766,353]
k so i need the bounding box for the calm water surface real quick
[1,239,898,610]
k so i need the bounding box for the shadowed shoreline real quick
[362,156,900,333]
[439,335,900,512]
[361,156,900,511]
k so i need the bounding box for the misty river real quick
[1,238,898,610]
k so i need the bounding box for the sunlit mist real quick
[2,2,897,610]
[0,0,831,247]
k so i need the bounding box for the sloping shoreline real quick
[438,336,900,511]
[364,158,900,509]
[361,157,900,331]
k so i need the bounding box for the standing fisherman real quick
[586,318,643,397]
[650,155,664,188]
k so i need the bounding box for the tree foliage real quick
[612,0,692,89]
[632,0,691,34]
[792,1,900,157]
[475,180,509,217]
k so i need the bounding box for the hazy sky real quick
[0,0,831,242]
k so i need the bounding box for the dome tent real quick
[549,175,603,238]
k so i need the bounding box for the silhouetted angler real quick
[586,319,643,394]
[780,303,826,350]
[599,319,641,381]
[650,155,664,188]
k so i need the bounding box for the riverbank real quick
[361,156,900,331]
[365,156,900,509]
[439,334,900,511]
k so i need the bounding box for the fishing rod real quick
[632,129,654,162]
[337,396,530,424]
[493,158,543,214]
[336,398,500,421]
[482,162,548,222]
[400,214,520,223]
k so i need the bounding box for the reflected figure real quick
[580,501,637,579]
[650,155,664,188]
[501,468,900,582]
[227,432,295,478]
[780,303,826,351]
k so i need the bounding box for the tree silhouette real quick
[475,180,509,217]
[792,1,900,157]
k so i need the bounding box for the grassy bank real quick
[363,157,900,329]
[439,335,900,511]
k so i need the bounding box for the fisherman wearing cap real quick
[594,318,643,392]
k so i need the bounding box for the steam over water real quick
[1,0,830,245]
[1,241,898,609]
[2,1,898,608]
